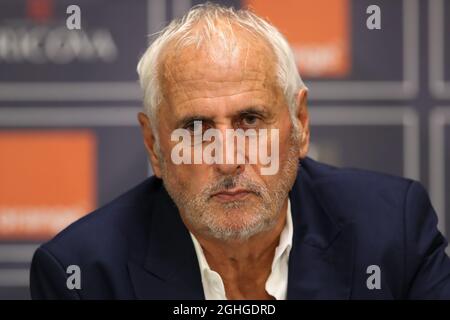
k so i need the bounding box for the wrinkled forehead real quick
[158,26,279,91]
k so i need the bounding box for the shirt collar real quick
[190,198,293,300]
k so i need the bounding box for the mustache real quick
[205,176,265,198]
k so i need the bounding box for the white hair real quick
[137,2,307,136]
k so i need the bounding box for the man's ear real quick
[138,112,162,178]
[295,88,310,159]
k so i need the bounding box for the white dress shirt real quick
[189,199,293,300]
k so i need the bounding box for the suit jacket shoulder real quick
[296,158,450,299]
[30,177,165,299]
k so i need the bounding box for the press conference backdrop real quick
[0,0,449,299]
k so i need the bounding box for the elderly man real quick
[30,4,450,299]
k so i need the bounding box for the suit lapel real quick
[127,180,204,299]
[287,161,355,299]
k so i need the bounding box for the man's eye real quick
[241,115,259,127]
[184,121,209,133]
[185,122,196,132]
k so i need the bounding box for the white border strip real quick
[148,0,167,36]
[428,0,450,99]
[309,106,420,180]
[0,244,38,263]
[0,106,142,127]
[172,0,192,19]
[429,107,450,235]
[0,83,142,101]
[0,269,29,287]
[429,0,450,98]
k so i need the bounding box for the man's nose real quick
[213,124,244,176]
[215,162,244,176]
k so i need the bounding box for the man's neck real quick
[190,198,288,299]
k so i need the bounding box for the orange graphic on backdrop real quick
[244,0,351,77]
[0,131,96,240]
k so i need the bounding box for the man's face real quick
[139,33,309,241]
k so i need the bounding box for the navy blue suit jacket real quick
[30,158,450,299]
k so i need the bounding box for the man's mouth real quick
[211,189,253,202]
